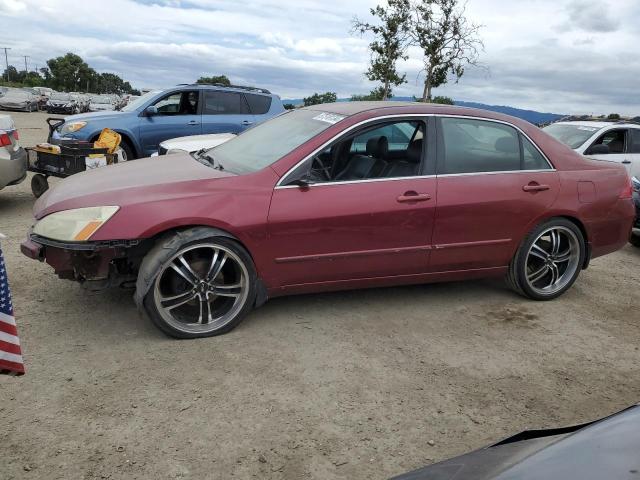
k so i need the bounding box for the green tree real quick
[283,103,297,110]
[2,66,19,82]
[47,53,96,91]
[303,92,337,106]
[196,75,231,86]
[350,86,388,101]
[607,113,621,120]
[94,72,135,94]
[353,0,411,101]
[409,0,484,102]
[430,95,454,104]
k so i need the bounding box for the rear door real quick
[244,93,275,125]
[431,116,559,272]
[201,90,255,134]
[627,128,640,178]
[138,90,201,155]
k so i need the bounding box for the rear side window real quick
[245,93,272,115]
[439,118,550,174]
[630,129,640,154]
[203,91,247,115]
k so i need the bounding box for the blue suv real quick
[51,84,285,159]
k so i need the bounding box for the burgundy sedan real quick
[21,102,635,338]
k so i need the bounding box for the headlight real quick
[60,121,87,135]
[166,148,188,155]
[33,206,119,242]
[632,176,640,193]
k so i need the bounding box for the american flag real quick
[0,239,25,376]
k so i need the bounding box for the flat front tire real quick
[141,232,257,339]
[507,218,585,300]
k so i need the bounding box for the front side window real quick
[588,129,628,154]
[284,120,426,184]
[439,117,550,174]
[203,91,247,115]
[153,91,199,115]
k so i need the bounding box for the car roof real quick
[176,83,272,96]
[552,120,640,130]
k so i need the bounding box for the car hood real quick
[393,405,640,480]
[34,152,235,219]
[161,133,236,152]
[62,110,126,123]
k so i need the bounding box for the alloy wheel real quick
[525,226,581,296]
[153,244,250,335]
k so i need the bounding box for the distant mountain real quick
[281,97,565,125]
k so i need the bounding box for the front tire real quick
[507,218,585,300]
[630,232,640,248]
[141,231,257,338]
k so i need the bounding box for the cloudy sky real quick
[1,0,639,114]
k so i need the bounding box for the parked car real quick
[88,94,116,112]
[21,103,634,338]
[0,115,27,191]
[152,132,236,156]
[0,89,39,112]
[31,86,54,110]
[543,120,640,178]
[392,403,640,480]
[48,84,285,160]
[70,92,91,113]
[46,92,82,114]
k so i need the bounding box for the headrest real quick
[495,136,519,154]
[407,139,423,163]
[366,136,389,159]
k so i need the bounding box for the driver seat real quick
[334,136,388,181]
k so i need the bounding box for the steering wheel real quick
[311,156,332,181]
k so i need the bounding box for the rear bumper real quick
[589,198,636,258]
[0,147,28,189]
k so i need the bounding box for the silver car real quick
[0,89,39,112]
[0,115,27,190]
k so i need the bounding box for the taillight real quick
[619,176,633,199]
[12,130,19,141]
[0,132,11,147]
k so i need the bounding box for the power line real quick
[1,47,10,81]
[22,55,29,73]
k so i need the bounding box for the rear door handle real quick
[523,183,550,192]
[622,160,631,164]
[397,192,432,203]
[242,120,253,126]
[187,120,199,125]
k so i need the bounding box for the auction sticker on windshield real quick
[578,126,599,131]
[313,113,346,124]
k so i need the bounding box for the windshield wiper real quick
[195,149,225,170]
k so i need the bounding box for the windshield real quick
[121,90,161,112]
[208,109,345,174]
[543,123,601,149]
[3,90,30,99]
[51,92,71,101]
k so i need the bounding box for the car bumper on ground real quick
[47,106,75,114]
[0,146,28,189]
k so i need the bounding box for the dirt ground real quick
[1,111,639,480]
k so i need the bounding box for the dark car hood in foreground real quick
[393,405,640,480]
[34,153,234,219]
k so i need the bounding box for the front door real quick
[267,119,437,287]
[138,90,201,155]
[431,116,560,271]
[585,128,639,176]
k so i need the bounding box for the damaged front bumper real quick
[21,234,144,290]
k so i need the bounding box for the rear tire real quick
[630,233,640,248]
[31,174,49,198]
[507,218,585,301]
[141,230,257,339]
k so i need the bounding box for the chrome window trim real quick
[274,113,555,189]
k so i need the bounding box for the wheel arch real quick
[133,225,267,311]
[90,130,139,158]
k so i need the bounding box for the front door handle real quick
[397,191,432,203]
[187,120,199,126]
[242,120,253,126]
[523,183,550,193]
[622,160,631,165]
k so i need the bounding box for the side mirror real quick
[144,105,158,116]
[588,144,610,155]
[289,175,315,190]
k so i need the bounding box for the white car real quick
[151,132,236,157]
[543,120,640,177]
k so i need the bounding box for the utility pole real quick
[22,55,29,73]
[1,47,10,81]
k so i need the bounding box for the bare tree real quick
[352,0,411,101]
[409,0,484,102]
